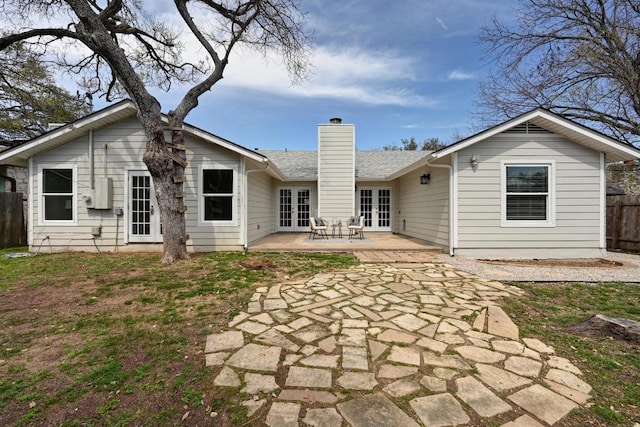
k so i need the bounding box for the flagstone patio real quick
[205,258,591,426]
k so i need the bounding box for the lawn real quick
[1,248,639,426]
[503,281,640,426]
[0,248,356,426]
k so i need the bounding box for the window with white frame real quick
[501,161,555,226]
[41,167,75,222]
[201,168,235,222]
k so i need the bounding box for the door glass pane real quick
[279,189,292,227]
[378,189,391,227]
[297,189,310,227]
[131,175,151,236]
[360,189,373,227]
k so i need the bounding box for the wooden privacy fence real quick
[0,192,26,248]
[607,194,640,252]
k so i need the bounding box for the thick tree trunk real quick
[142,113,189,263]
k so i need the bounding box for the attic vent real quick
[504,121,552,134]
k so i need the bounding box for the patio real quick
[248,232,444,253]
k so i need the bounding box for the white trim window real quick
[501,160,555,227]
[200,166,236,225]
[39,165,77,223]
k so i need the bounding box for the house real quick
[1,100,639,258]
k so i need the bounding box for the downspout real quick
[28,157,34,248]
[599,152,606,253]
[89,129,95,189]
[424,157,455,256]
[0,174,16,192]
[243,159,270,251]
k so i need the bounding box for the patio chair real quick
[348,215,365,240]
[309,217,329,240]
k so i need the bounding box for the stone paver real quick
[509,384,578,425]
[285,366,332,388]
[205,331,244,353]
[265,402,299,427]
[303,408,343,427]
[336,371,378,390]
[383,378,421,397]
[278,389,339,404]
[475,363,532,392]
[456,375,512,417]
[242,372,279,394]
[338,393,420,427]
[410,393,470,427]
[378,364,418,379]
[206,258,592,426]
[487,305,520,340]
[342,346,368,370]
[225,343,281,372]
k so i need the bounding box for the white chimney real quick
[317,118,355,220]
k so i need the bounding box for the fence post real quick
[611,198,623,250]
[0,192,26,248]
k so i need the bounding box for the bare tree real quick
[477,0,640,146]
[0,0,311,263]
[383,137,446,151]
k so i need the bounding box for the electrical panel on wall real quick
[94,177,113,209]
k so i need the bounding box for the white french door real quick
[278,187,311,232]
[128,171,162,243]
[359,187,392,231]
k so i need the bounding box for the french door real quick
[128,171,162,242]
[278,187,311,232]
[359,187,391,231]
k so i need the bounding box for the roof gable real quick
[431,108,640,163]
[0,100,137,167]
[0,100,268,168]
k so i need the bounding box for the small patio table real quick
[331,222,343,238]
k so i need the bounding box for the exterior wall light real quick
[470,154,479,168]
[420,173,431,185]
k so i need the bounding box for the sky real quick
[101,0,516,151]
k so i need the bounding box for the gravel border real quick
[433,251,640,283]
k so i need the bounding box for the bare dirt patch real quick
[568,314,640,344]
[479,258,623,268]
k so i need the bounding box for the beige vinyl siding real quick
[247,172,275,243]
[456,133,603,258]
[395,167,449,248]
[31,117,147,251]
[30,117,246,252]
[182,136,243,251]
[317,124,355,219]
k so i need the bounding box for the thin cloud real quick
[446,70,477,80]
[220,45,438,108]
[436,17,448,31]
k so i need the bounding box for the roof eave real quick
[430,108,640,163]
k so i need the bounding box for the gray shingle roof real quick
[259,150,430,180]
